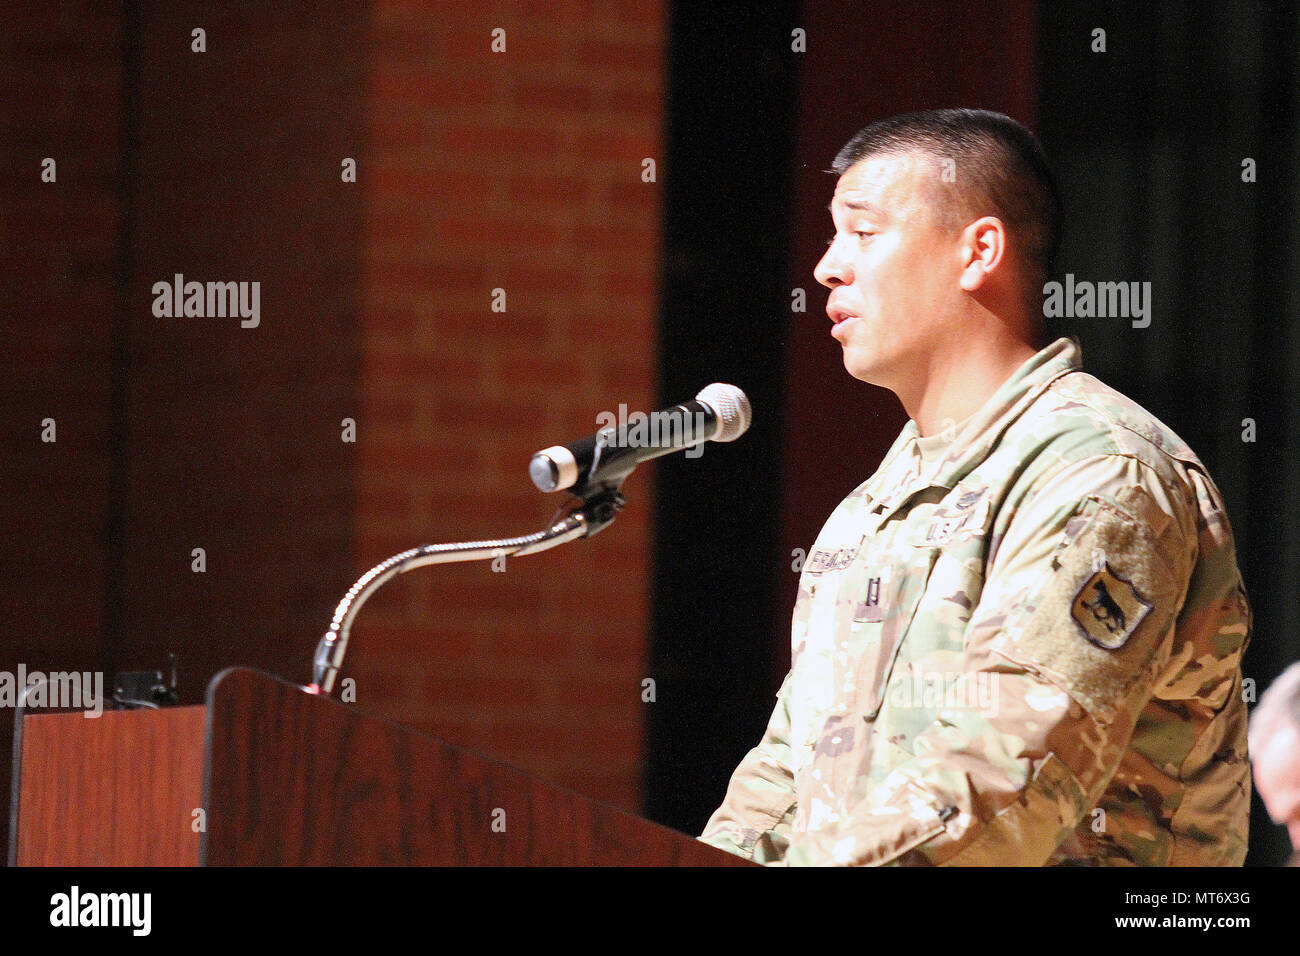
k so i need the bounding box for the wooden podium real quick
[10,667,750,866]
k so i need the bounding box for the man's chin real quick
[842,351,890,388]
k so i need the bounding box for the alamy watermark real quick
[595,403,711,458]
[888,669,999,717]
[1042,273,1152,328]
[50,886,150,936]
[152,273,260,328]
[2,665,104,717]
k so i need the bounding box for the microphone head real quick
[695,383,751,442]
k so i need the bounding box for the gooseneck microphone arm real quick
[310,383,749,698]
[308,486,625,696]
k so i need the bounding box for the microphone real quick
[529,383,751,493]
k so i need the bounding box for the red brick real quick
[330,0,668,809]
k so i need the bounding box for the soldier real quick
[700,109,1252,866]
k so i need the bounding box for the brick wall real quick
[0,0,663,852]
[350,2,665,811]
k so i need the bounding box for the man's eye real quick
[855,231,874,239]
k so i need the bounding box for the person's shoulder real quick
[982,371,1218,584]
[1050,370,1201,463]
[983,368,1222,551]
[1011,368,1206,482]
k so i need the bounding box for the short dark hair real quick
[832,109,1061,290]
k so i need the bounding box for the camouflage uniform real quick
[701,337,1252,866]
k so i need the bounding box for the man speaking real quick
[701,109,1252,866]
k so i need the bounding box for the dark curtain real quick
[1038,1,1300,865]
[643,0,800,831]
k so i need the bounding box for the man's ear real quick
[958,216,1007,292]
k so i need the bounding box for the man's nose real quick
[814,238,852,288]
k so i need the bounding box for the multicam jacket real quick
[701,337,1252,866]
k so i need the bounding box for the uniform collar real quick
[862,336,1083,507]
[925,335,1082,489]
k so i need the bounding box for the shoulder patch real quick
[991,494,1183,723]
[1071,564,1153,650]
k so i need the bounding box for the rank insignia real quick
[853,575,885,623]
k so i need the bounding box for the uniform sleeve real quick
[699,672,799,863]
[784,453,1197,866]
